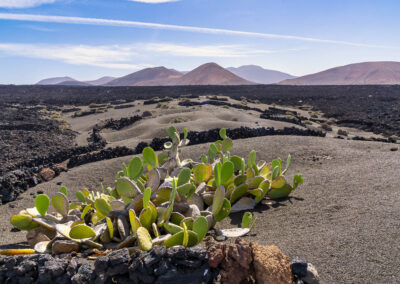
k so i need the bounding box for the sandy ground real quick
[62,96,387,147]
[1,136,399,283]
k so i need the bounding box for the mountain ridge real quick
[227,65,296,84]
[280,61,400,85]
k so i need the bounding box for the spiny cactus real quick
[9,126,303,254]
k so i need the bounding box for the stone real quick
[55,163,68,172]
[251,243,292,284]
[71,263,93,284]
[206,241,225,268]
[207,238,253,284]
[166,245,187,259]
[174,258,202,268]
[153,259,172,276]
[39,168,55,181]
[26,230,50,248]
[94,256,109,272]
[108,248,130,266]
[155,265,211,284]
[186,246,207,261]
[44,258,69,278]
[16,260,36,276]
[302,263,320,284]
[52,240,80,255]
[291,257,308,277]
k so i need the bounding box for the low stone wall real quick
[0,239,319,284]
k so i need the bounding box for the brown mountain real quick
[36,76,78,85]
[169,62,254,85]
[84,76,116,86]
[280,61,400,85]
[173,63,253,85]
[105,67,182,86]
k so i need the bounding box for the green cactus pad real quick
[139,208,153,230]
[10,214,38,231]
[212,185,226,215]
[193,164,212,184]
[163,222,183,234]
[292,174,304,190]
[170,212,185,225]
[182,223,189,247]
[177,167,191,186]
[167,126,178,141]
[128,157,143,180]
[143,187,151,209]
[116,177,140,198]
[193,216,208,243]
[70,224,96,239]
[106,217,114,239]
[221,161,234,185]
[177,183,196,198]
[34,194,49,216]
[164,231,184,248]
[241,212,253,228]
[230,184,248,204]
[59,186,68,196]
[222,138,233,152]
[143,147,158,169]
[94,198,112,216]
[271,176,286,189]
[137,227,153,251]
[180,217,194,230]
[76,191,86,203]
[214,198,231,222]
[247,176,265,189]
[129,209,141,235]
[51,193,69,217]
[267,183,293,199]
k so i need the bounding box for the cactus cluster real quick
[10,126,303,254]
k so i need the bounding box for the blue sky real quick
[0,0,399,84]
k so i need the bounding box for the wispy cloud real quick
[0,13,391,48]
[0,43,147,69]
[0,42,294,69]
[0,0,55,8]
[21,24,55,32]
[129,0,180,3]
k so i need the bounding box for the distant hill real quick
[227,65,295,84]
[171,63,254,85]
[105,67,182,86]
[36,76,78,85]
[280,61,400,85]
[84,76,115,86]
[55,80,91,86]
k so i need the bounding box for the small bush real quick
[320,123,333,131]
[337,129,348,136]
[142,110,153,117]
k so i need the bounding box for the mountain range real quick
[280,61,400,85]
[36,61,400,86]
[36,63,285,86]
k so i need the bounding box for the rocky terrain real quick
[0,86,399,283]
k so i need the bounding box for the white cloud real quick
[0,42,294,69]
[0,13,391,48]
[129,0,180,3]
[0,0,55,8]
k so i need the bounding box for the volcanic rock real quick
[250,243,292,284]
[39,168,55,181]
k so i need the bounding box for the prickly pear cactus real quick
[8,126,303,254]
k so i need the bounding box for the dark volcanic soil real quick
[0,104,75,174]
[1,84,400,136]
